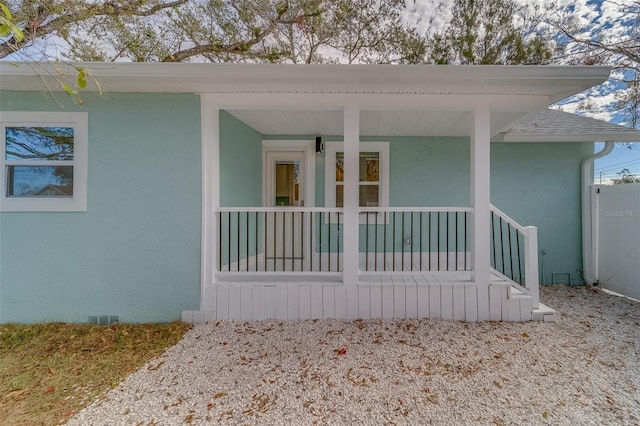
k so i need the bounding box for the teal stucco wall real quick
[219,111,263,207]
[0,92,202,323]
[0,93,591,323]
[264,134,590,284]
[491,142,592,285]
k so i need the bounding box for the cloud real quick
[403,0,455,35]
[407,0,636,127]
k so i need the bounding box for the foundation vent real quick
[88,315,119,325]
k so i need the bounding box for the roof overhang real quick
[0,62,610,104]
[3,62,631,141]
[494,109,640,143]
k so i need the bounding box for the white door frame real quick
[265,151,306,207]
[262,140,316,209]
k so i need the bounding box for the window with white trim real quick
[325,141,389,208]
[1,112,88,212]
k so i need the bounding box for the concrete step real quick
[532,302,557,322]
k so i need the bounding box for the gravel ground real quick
[67,286,640,425]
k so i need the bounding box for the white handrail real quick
[359,207,473,213]
[217,207,343,213]
[218,207,472,213]
[490,204,527,234]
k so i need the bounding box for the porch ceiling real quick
[227,109,525,137]
[226,108,640,141]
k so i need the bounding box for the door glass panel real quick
[275,160,300,206]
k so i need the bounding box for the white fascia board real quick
[211,93,551,111]
[0,62,610,103]
[0,61,610,81]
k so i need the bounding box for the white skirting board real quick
[182,281,541,323]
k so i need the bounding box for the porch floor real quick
[216,270,479,285]
[217,271,478,285]
[218,253,472,282]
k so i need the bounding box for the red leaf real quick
[44,386,55,395]
[337,348,347,355]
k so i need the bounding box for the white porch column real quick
[343,105,360,285]
[471,107,491,320]
[200,94,220,311]
[524,226,540,309]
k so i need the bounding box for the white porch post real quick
[471,107,491,320]
[524,226,540,309]
[343,105,360,285]
[200,94,220,311]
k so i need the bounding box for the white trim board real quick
[262,140,316,209]
[0,111,88,212]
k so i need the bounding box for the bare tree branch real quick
[0,1,189,59]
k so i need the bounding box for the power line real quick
[595,158,640,173]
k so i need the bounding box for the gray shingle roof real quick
[496,109,640,142]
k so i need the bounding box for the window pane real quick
[336,185,379,207]
[360,185,379,207]
[6,166,73,197]
[360,152,379,182]
[337,152,380,182]
[5,127,74,161]
[336,184,343,207]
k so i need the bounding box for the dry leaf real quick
[148,361,165,371]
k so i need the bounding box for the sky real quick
[403,0,640,182]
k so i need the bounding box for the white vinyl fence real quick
[594,183,640,300]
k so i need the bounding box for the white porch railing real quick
[489,205,540,308]
[216,207,343,275]
[216,207,474,275]
[215,206,540,308]
[358,207,473,274]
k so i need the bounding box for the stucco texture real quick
[0,94,592,322]
[0,92,202,323]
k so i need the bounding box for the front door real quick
[265,151,305,264]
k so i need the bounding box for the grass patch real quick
[0,321,191,425]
